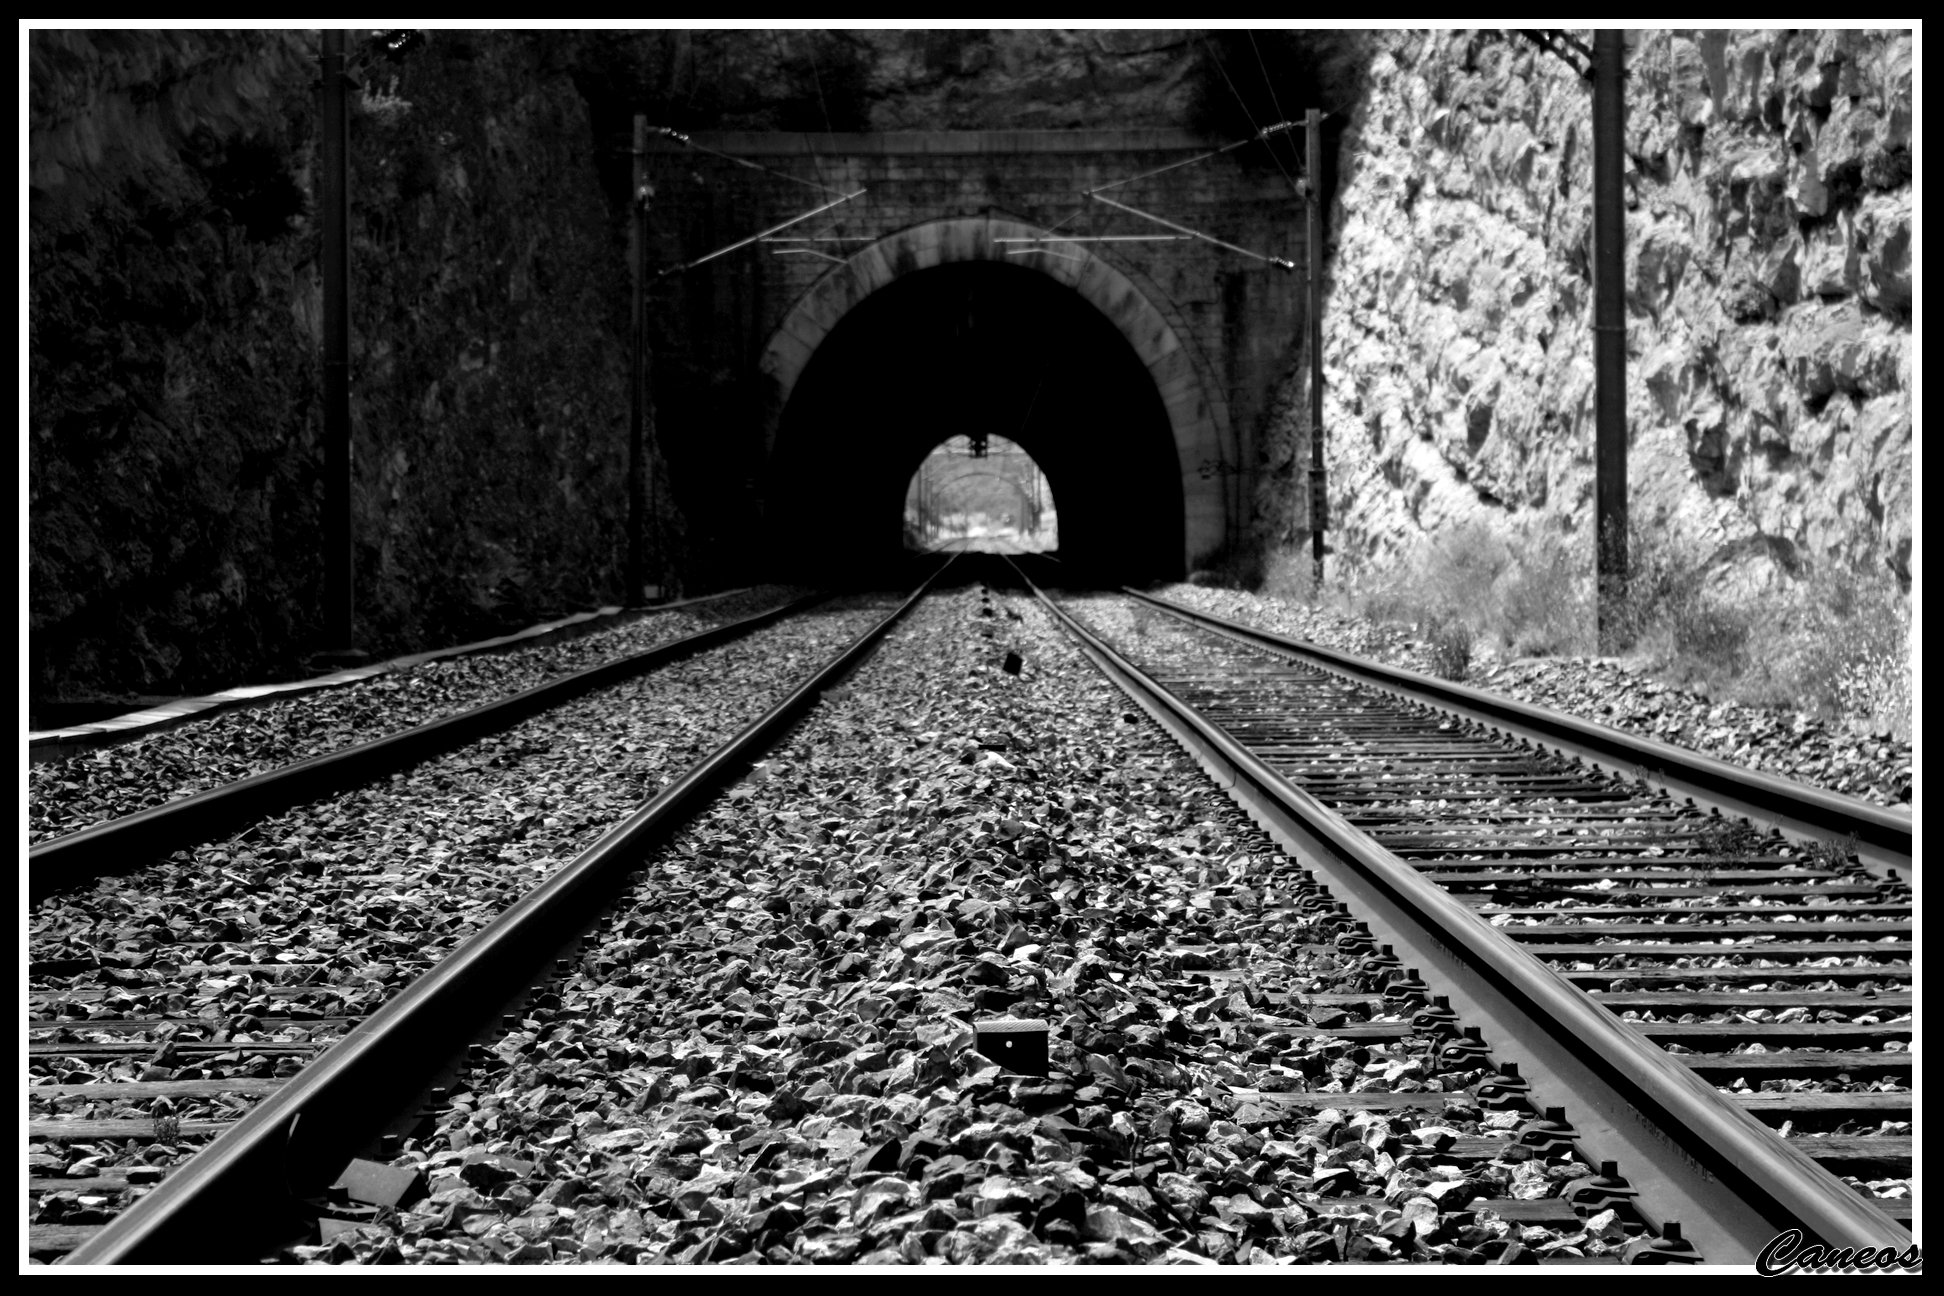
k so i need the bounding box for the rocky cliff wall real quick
[29,31,651,707]
[341,34,654,647]
[30,32,324,704]
[573,29,1203,135]
[1315,29,1912,596]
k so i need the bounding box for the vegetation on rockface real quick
[29,30,659,712]
[340,32,659,650]
[30,32,322,707]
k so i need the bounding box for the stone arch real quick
[757,215,1233,569]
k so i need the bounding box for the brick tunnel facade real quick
[641,129,1305,581]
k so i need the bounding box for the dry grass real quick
[1277,522,1584,680]
[1730,559,1912,737]
[1240,523,1911,737]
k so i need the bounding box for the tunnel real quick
[765,260,1185,583]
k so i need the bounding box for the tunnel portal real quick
[767,260,1183,581]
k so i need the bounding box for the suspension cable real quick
[656,189,866,278]
[1086,119,1298,196]
[652,126,853,199]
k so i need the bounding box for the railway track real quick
[1031,574,1914,1266]
[28,590,834,899]
[29,580,929,1263]
[29,556,1917,1266]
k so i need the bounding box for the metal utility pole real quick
[627,116,651,604]
[1305,108,1327,587]
[1593,31,1628,651]
[318,30,355,652]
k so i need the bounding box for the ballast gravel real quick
[29,597,895,1229]
[28,587,811,845]
[1149,585,1912,807]
[299,587,1654,1265]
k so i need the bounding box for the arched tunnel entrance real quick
[766,260,1184,582]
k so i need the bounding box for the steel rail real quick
[63,558,953,1265]
[1011,566,1912,1265]
[1123,588,1914,881]
[29,592,831,903]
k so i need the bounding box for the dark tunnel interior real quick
[766,261,1185,582]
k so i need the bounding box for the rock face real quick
[1314,30,1912,594]
[339,34,654,647]
[850,29,1203,129]
[30,33,321,704]
[29,31,650,706]
[573,29,1206,134]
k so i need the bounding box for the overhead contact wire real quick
[1084,133,1267,196]
[1085,192,1295,271]
[658,188,866,278]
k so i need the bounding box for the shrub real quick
[1260,546,1318,602]
[1420,522,1513,617]
[1493,530,1595,657]
[1422,615,1474,681]
[1692,814,1765,859]
[1743,559,1912,736]
[1236,523,1910,740]
[1668,593,1754,670]
[1599,518,1698,654]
